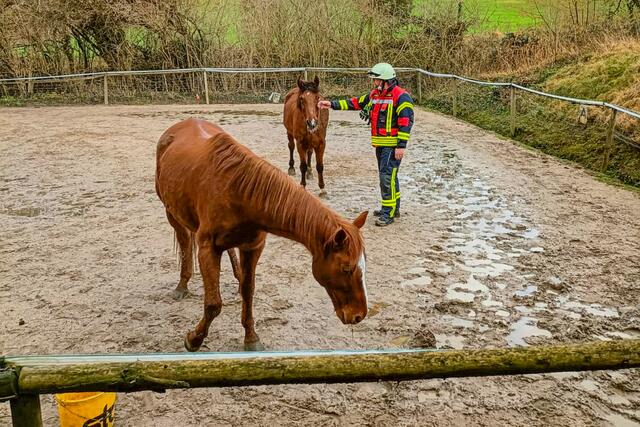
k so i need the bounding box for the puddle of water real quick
[493,224,513,234]
[463,196,489,205]
[436,264,452,275]
[606,330,640,339]
[401,276,432,287]
[506,316,552,347]
[461,262,514,277]
[463,275,489,293]
[456,211,475,220]
[515,306,533,314]
[481,298,503,308]
[529,247,545,253]
[495,310,510,317]
[442,315,475,328]
[534,302,548,310]
[514,285,538,298]
[558,297,619,318]
[435,334,466,349]
[445,288,475,303]
[557,309,582,320]
[522,229,540,239]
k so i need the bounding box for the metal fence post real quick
[103,74,109,105]
[203,70,210,105]
[602,108,618,171]
[10,395,43,427]
[452,81,458,117]
[510,85,517,136]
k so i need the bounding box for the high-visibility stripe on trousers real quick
[376,146,401,219]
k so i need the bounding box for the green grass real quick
[414,0,538,32]
[419,46,640,187]
[468,0,538,32]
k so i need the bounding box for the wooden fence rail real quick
[2,339,639,426]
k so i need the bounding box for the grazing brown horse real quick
[155,118,368,352]
[283,76,329,196]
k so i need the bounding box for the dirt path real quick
[1,104,639,426]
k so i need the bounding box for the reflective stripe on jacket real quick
[331,83,414,148]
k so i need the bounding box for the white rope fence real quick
[1,66,638,121]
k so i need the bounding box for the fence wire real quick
[0,66,638,184]
[419,73,640,185]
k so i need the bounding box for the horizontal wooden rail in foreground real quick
[1,340,639,426]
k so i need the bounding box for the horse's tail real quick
[155,131,175,201]
[173,233,242,287]
[174,230,197,275]
[227,248,242,285]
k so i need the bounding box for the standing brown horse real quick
[283,76,329,196]
[155,118,368,352]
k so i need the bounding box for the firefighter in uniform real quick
[318,62,414,226]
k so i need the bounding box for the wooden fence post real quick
[602,108,618,171]
[416,71,422,104]
[203,70,210,105]
[510,85,517,136]
[103,74,109,105]
[304,68,308,81]
[10,395,42,427]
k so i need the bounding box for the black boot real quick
[373,209,400,217]
[375,216,394,227]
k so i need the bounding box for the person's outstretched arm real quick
[318,93,370,111]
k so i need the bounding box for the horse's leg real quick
[306,149,314,180]
[297,141,308,187]
[287,133,296,176]
[239,238,266,351]
[315,143,327,198]
[166,210,193,300]
[185,233,223,352]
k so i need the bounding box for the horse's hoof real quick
[318,189,328,198]
[172,288,188,300]
[244,340,265,351]
[288,168,296,176]
[184,332,202,352]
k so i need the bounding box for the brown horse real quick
[155,118,368,352]
[283,76,329,196]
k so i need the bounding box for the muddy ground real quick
[1,104,639,426]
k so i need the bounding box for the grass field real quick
[415,0,538,32]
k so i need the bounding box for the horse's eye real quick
[341,265,354,273]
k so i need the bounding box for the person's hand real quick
[317,100,331,109]
[395,148,405,160]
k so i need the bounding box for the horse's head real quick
[297,76,321,133]
[312,211,369,325]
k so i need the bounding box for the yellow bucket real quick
[55,392,116,427]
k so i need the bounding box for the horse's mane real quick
[209,132,363,256]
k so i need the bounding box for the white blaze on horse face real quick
[357,252,368,306]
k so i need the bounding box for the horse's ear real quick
[352,211,368,229]
[297,78,305,92]
[333,228,348,248]
[326,227,349,251]
[314,75,319,87]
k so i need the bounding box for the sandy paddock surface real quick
[1,104,639,426]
